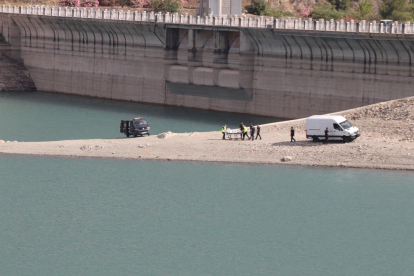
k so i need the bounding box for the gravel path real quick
[1,97,414,170]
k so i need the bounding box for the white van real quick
[306,115,360,142]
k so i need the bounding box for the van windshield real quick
[339,120,353,130]
[133,120,147,126]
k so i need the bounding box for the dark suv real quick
[120,117,151,137]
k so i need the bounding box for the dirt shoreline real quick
[1,97,414,171]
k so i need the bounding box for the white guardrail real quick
[1,5,413,34]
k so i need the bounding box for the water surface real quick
[1,91,413,275]
[1,155,414,276]
[0,91,277,142]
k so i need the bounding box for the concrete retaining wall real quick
[1,11,414,118]
[243,29,414,117]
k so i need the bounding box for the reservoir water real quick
[0,91,277,142]
[1,91,414,275]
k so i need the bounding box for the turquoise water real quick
[0,91,277,142]
[1,91,414,275]
[1,155,414,275]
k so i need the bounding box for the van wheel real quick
[148,132,151,136]
[342,136,351,143]
[312,136,319,142]
[133,132,137,137]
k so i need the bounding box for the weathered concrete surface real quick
[0,52,36,91]
[1,13,414,118]
[243,29,414,117]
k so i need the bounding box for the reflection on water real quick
[0,91,278,142]
[0,155,414,276]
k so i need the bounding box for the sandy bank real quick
[1,97,414,170]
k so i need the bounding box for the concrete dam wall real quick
[1,9,414,118]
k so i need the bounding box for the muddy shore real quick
[1,97,414,170]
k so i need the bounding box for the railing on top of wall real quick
[1,5,413,35]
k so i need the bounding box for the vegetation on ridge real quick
[246,0,414,21]
[2,0,414,21]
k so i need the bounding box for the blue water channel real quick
[1,91,414,275]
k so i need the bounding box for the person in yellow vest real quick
[221,124,227,140]
[242,125,249,140]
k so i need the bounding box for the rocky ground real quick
[1,96,414,170]
[0,54,36,91]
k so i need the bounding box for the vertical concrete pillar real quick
[164,27,180,82]
[187,29,213,84]
[320,19,325,31]
[212,30,229,85]
[239,31,254,98]
[0,14,21,59]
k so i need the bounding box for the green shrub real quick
[338,0,351,10]
[311,4,344,19]
[329,0,350,11]
[268,6,293,18]
[390,10,412,21]
[357,0,374,19]
[380,0,408,19]
[408,3,414,13]
[246,0,270,15]
[147,0,185,13]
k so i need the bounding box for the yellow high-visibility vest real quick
[222,126,226,133]
[243,126,248,133]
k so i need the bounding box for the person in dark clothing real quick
[256,125,262,140]
[249,123,255,141]
[248,122,254,140]
[324,127,329,144]
[290,127,296,142]
[240,122,244,139]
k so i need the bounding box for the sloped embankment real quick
[339,97,414,142]
[0,54,36,91]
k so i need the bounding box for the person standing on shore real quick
[256,125,262,140]
[249,123,255,141]
[248,122,254,140]
[290,127,296,142]
[221,124,227,140]
[242,125,249,140]
[324,127,330,144]
[240,122,244,139]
